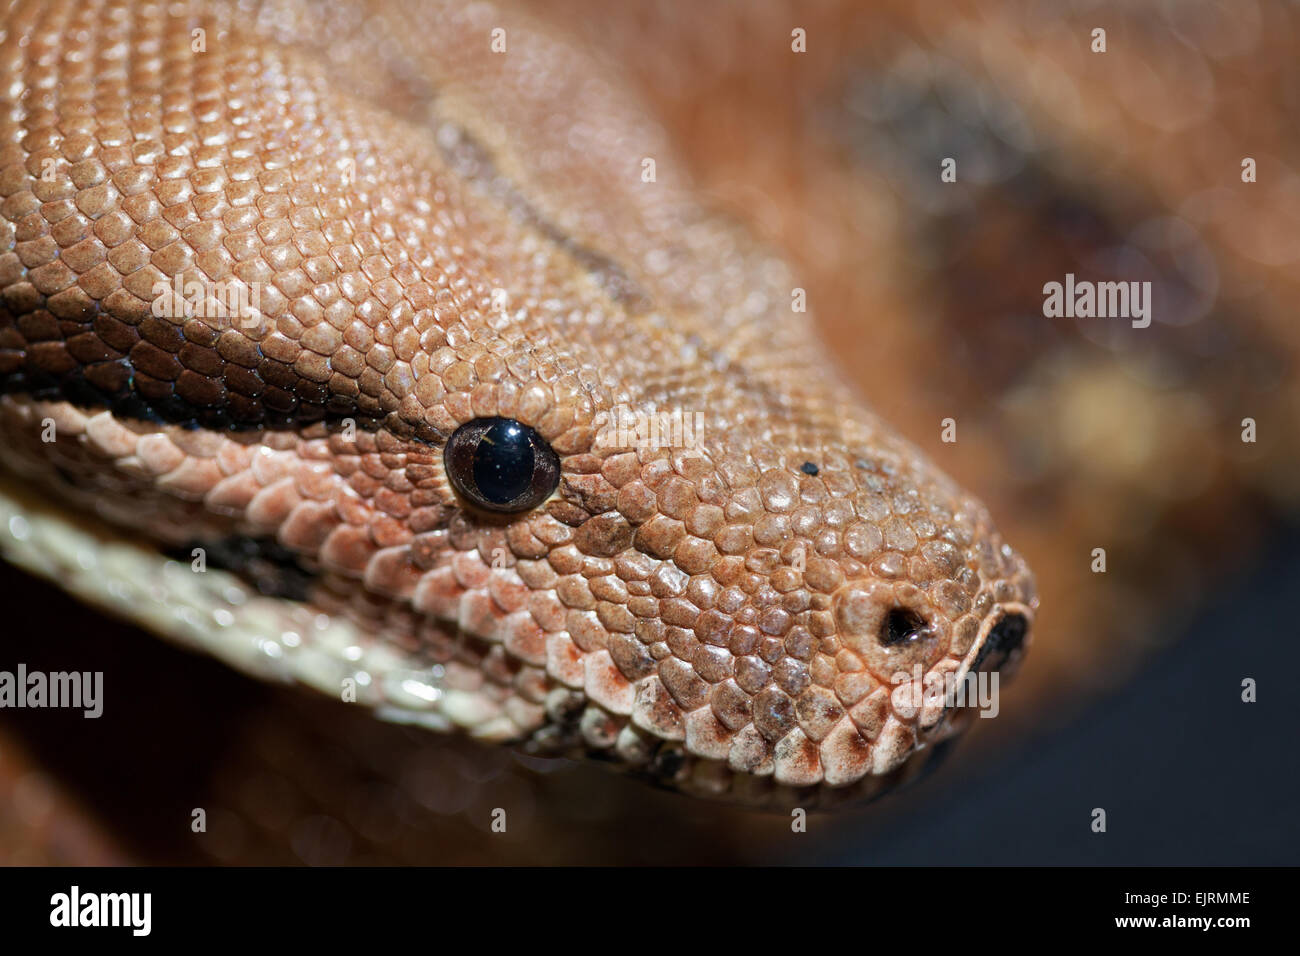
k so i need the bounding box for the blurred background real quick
[2,0,1298,863]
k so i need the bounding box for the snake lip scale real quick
[0,0,1036,809]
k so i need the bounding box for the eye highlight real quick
[444,417,561,513]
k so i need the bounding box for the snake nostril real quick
[972,611,1029,673]
[880,606,927,646]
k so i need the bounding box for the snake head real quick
[435,375,1037,808]
[0,0,1035,811]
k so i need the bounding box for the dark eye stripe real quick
[444,417,561,513]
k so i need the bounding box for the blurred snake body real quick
[0,0,1034,807]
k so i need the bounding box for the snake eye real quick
[444,417,561,513]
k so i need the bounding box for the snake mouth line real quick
[0,469,529,738]
[913,602,1035,734]
[970,605,1033,675]
[0,460,1031,811]
[942,602,1035,714]
[164,534,536,729]
[165,535,319,603]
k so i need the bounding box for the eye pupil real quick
[473,420,535,504]
[445,417,560,513]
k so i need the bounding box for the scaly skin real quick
[0,0,1034,807]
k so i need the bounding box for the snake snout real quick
[970,608,1031,675]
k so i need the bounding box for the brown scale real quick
[534,0,1300,734]
[0,0,1286,861]
[0,0,1064,862]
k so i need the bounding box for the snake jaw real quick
[453,415,1042,808]
[0,0,1039,811]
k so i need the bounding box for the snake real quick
[0,0,1035,809]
